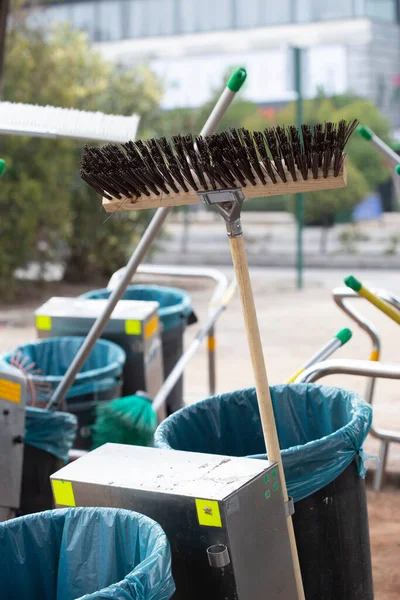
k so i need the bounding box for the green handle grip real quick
[357,125,373,141]
[0,159,5,179]
[227,68,247,92]
[344,275,362,292]
[396,165,400,176]
[335,327,352,345]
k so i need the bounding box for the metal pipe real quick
[333,287,400,407]
[294,358,400,442]
[46,207,170,411]
[370,134,400,166]
[108,264,229,309]
[207,325,217,396]
[108,264,229,396]
[151,279,236,413]
[296,358,400,384]
[47,70,245,410]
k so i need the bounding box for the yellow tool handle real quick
[286,368,304,384]
[345,274,400,325]
[358,286,400,325]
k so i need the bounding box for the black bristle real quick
[80,119,359,201]
[240,128,266,184]
[264,128,287,183]
[182,134,209,190]
[158,137,189,192]
[172,135,198,191]
[253,131,277,183]
[147,139,180,193]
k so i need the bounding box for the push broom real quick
[80,118,358,599]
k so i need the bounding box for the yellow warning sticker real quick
[195,499,222,528]
[145,316,158,339]
[52,480,76,507]
[125,320,142,335]
[0,379,21,404]
[36,315,52,331]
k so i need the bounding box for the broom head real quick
[91,395,158,449]
[80,121,358,213]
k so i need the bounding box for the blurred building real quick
[31,0,400,128]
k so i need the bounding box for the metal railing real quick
[108,264,230,397]
[295,357,400,490]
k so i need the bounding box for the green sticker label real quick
[265,490,271,500]
[264,474,269,484]
[273,482,279,492]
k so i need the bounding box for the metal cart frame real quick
[295,356,400,490]
[108,264,230,397]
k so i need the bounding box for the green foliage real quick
[298,160,370,227]
[0,22,161,294]
[242,94,392,222]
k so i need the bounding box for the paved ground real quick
[0,267,399,598]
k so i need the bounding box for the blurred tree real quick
[242,94,392,232]
[0,22,161,295]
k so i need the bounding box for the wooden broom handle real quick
[229,235,305,600]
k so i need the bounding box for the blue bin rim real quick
[1,336,126,385]
[80,284,193,320]
[154,383,371,456]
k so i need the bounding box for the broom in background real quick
[92,322,352,448]
[81,118,358,599]
[91,279,238,448]
[286,328,352,383]
[0,102,140,143]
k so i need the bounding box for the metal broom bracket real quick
[284,497,295,518]
[198,189,245,238]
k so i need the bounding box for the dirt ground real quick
[0,268,399,598]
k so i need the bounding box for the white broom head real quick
[0,101,140,143]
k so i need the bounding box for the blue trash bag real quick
[0,507,175,600]
[80,285,196,332]
[154,384,373,503]
[1,337,126,399]
[25,407,77,462]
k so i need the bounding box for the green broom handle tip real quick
[344,275,362,292]
[0,159,5,178]
[357,125,373,141]
[396,164,400,175]
[227,68,247,92]
[335,328,352,345]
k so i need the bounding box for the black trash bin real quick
[80,285,196,414]
[0,507,175,600]
[155,383,374,600]
[18,407,77,515]
[2,337,126,450]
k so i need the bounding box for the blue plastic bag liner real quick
[0,507,175,600]
[155,384,372,503]
[25,407,77,462]
[1,337,126,399]
[80,285,196,331]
